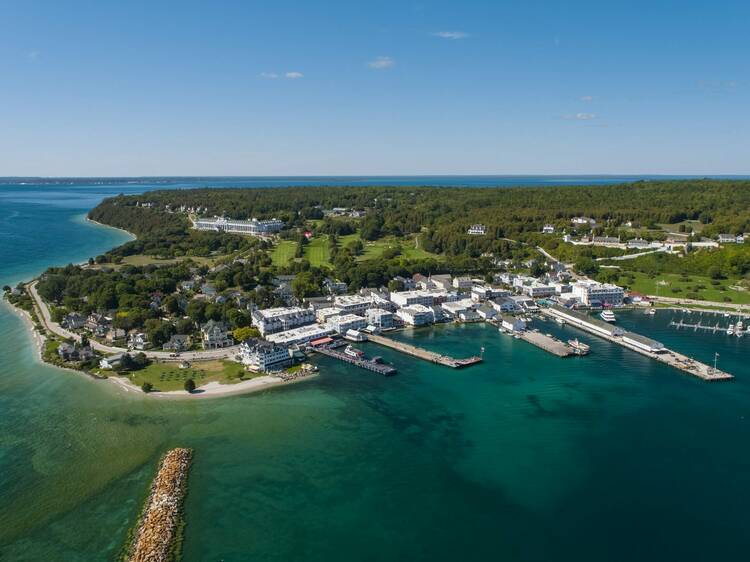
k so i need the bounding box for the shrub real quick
[141,382,153,393]
[184,378,196,393]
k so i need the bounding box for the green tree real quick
[141,382,153,393]
[232,326,260,342]
[184,378,196,393]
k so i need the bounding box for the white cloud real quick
[563,113,597,120]
[259,72,279,79]
[580,95,594,102]
[432,31,469,40]
[368,56,395,69]
[285,71,304,79]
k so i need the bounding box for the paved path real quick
[649,294,750,313]
[27,281,240,360]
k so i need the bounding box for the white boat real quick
[644,308,656,316]
[555,317,566,326]
[568,339,590,355]
[736,320,744,332]
[727,326,734,336]
[600,310,617,322]
[344,345,365,359]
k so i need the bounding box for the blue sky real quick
[1,0,748,176]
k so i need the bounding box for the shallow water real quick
[1,180,749,561]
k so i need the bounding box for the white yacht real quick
[727,325,734,336]
[600,310,617,323]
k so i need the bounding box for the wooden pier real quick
[366,334,482,368]
[669,319,746,335]
[542,308,733,382]
[315,346,397,375]
[517,330,574,357]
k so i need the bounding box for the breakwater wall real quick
[127,448,193,562]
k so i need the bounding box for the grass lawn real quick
[618,271,750,304]
[122,359,258,392]
[270,240,298,266]
[89,254,215,269]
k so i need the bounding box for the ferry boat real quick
[600,310,617,322]
[567,339,591,356]
[344,345,365,359]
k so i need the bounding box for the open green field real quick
[120,359,257,392]
[271,233,441,267]
[616,271,750,304]
[89,254,216,269]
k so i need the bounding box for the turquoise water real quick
[1,180,750,561]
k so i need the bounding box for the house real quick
[430,274,453,291]
[571,217,596,227]
[240,339,292,372]
[201,283,217,297]
[441,299,476,318]
[99,353,125,370]
[327,313,367,334]
[85,313,110,334]
[491,297,520,313]
[467,224,487,235]
[105,328,127,344]
[58,342,94,362]
[542,224,555,234]
[718,233,736,243]
[390,290,434,308]
[452,277,473,290]
[366,308,394,329]
[62,312,86,330]
[323,278,348,294]
[200,320,233,349]
[458,309,481,323]
[500,315,526,333]
[131,332,150,351]
[163,334,191,352]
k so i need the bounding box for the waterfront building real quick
[476,303,497,320]
[441,299,476,318]
[458,309,481,322]
[251,306,315,336]
[316,307,342,324]
[471,285,510,302]
[396,304,434,326]
[99,353,124,370]
[193,216,284,235]
[500,315,526,332]
[622,332,666,353]
[265,324,335,346]
[200,320,233,349]
[572,280,624,307]
[240,339,292,372]
[467,224,487,235]
[366,308,394,329]
[327,314,368,334]
[491,297,520,313]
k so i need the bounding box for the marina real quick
[544,305,734,382]
[366,333,483,368]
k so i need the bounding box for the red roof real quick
[309,337,333,346]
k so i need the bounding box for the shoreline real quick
[107,369,318,399]
[84,215,138,243]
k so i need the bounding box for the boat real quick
[600,310,617,322]
[344,345,365,359]
[737,320,744,332]
[644,308,656,316]
[555,317,566,326]
[567,339,590,355]
[727,326,734,336]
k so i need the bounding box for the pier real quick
[517,330,574,357]
[543,306,733,382]
[366,333,482,368]
[669,319,747,335]
[314,346,397,375]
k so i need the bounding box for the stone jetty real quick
[128,447,193,562]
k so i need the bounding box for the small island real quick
[5,179,750,393]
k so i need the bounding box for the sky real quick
[0,0,748,176]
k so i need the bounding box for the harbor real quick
[313,344,397,376]
[544,305,734,382]
[366,333,483,368]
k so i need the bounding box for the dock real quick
[669,319,746,335]
[366,333,482,368]
[543,307,733,382]
[517,330,574,357]
[314,346,397,376]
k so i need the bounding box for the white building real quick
[572,280,624,307]
[476,304,497,320]
[316,307,342,324]
[333,294,375,315]
[470,285,510,302]
[429,274,453,291]
[453,277,474,290]
[200,320,233,349]
[542,224,555,234]
[523,283,556,298]
[467,224,487,235]
[265,324,335,346]
[622,332,665,353]
[240,339,292,372]
[396,304,434,326]
[366,308,394,329]
[441,299,476,318]
[251,306,316,336]
[492,297,520,313]
[327,314,367,334]
[193,216,284,235]
[390,290,434,308]
[500,315,526,332]
[571,217,596,227]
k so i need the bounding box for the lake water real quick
[1,178,749,561]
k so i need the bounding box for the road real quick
[27,281,240,360]
[648,294,750,313]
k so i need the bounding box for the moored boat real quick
[600,310,617,322]
[567,338,590,355]
[344,345,365,359]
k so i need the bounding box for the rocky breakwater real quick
[128,448,193,562]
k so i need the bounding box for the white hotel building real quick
[327,314,368,334]
[251,306,316,336]
[572,280,624,307]
[193,216,284,236]
[390,290,435,308]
